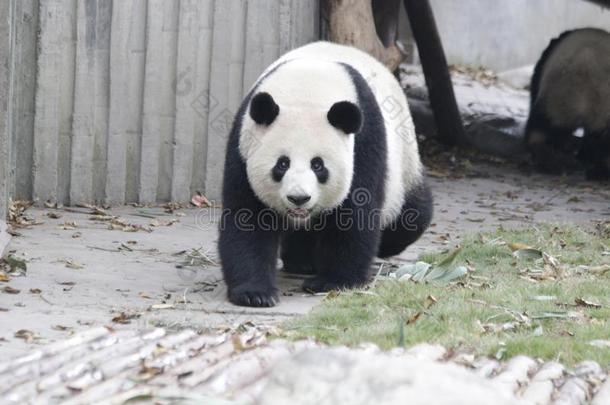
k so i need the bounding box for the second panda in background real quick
[525,28,610,180]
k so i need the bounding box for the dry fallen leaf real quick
[59,221,78,230]
[424,295,438,309]
[586,264,610,276]
[112,312,141,324]
[137,364,163,381]
[14,329,39,343]
[191,192,212,208]
[89,214,115,222]
[29,288,42,294]
[61,260,84,270]
[466,218,485,223]
[542,252,561,269]
[8,200,39,228]
[46,212,62,219]
[107,218,152,233]
[0,272,9,282]
[575,298,602,309]
[3,286,20,294]
[149,218,179,227]
[507,242,533,252]
[407,312,422,325]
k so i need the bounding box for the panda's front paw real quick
[586,165,610,181]
[302,276,365,293]
[228,287,279,307]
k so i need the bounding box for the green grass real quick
[284,224,610,366]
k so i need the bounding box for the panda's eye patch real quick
[311,157,329,184]
[271,156,290,182]
[311,157,324,172]
[276,156,290,170]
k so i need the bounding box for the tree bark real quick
[372,0,401,47]
[323,0,405,71]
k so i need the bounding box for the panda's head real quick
[240,87,362,222]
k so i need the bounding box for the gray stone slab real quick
[204,0,248,202]
[33,0,77,205]
[105,0,147,205]
[171,0,214,203]
[139,0,180,203]
[70,0,112,205]
[8,0,39,201]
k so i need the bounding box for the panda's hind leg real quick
[378,182,433,258]
[526,107,577,174]
[281,230,317,275]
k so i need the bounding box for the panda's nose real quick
[287,194,311,206]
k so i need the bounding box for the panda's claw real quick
[228,289,278,307]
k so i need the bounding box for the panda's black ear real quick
[327,101,362,134]
[250,92,279,126]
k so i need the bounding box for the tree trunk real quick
[323,0,405,71]
[403,0,465,145]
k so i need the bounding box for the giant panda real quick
[219,42,433,307]
[525,28,610,180]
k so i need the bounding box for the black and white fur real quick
[525,28,610,180]
[219,42,432,307]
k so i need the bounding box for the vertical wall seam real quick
[135,0,148,203]
[200,0,215,197]
[65,0,78,205]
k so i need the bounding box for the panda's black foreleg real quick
[581,130,610,181]
[302,215,380,293]
[281,230,317,275]
[526,109,576,174]
[527,129,564,175]
[219,213,280,307]
[584,155,610,181]
[378,181,433,258]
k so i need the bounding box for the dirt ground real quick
[1,161,609,359]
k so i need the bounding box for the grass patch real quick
[284,223,610,366]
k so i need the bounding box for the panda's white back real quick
[258,41,424,226]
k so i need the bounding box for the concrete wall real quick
[433,0,610,71]
[7,0,318,206]
[5,0,607,209]
[399,0,610,71]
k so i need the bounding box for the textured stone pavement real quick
[2,327,608,404]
